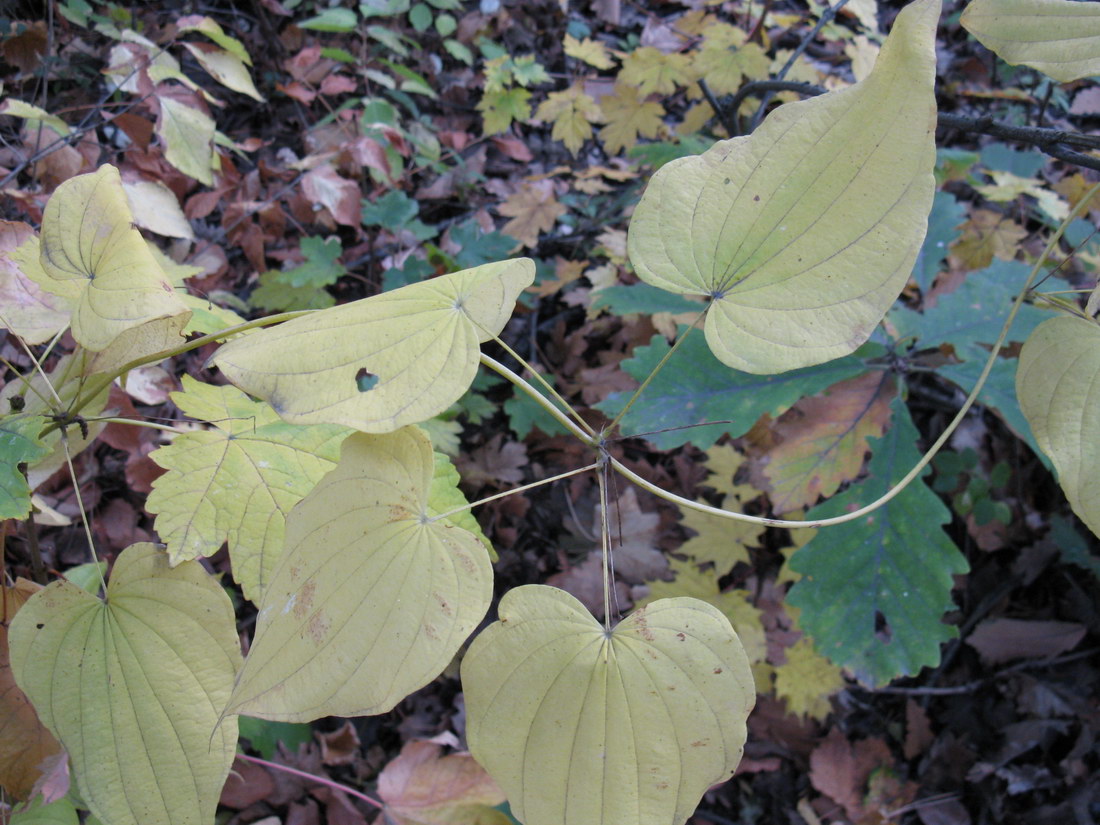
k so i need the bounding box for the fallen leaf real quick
[302,165,361,227]
[317,720,360,766]
[498,183,566,249]
[377,740,507,825]
[773,638,845,722]
[534,83,603,156]
[949,208,1027,270]
[598,83,664,155]
[563,34,617,69]
[602,486,667,582]
[965,618,1086,664]
[457,434,528,487]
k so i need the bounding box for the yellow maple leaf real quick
[678,503,763,575]
[774,638,845,721]
[976,170,1069,222]
[563,33,617,70]
[477,87,532,135]
[598,84,664,155]
[618,47,693,96]
[534,83,603,156]
[701,443,759,502]
[498,182,567,248]
[949,208,1027,270]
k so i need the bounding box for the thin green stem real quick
[428,462,600,523]
[60,433,106,593]
[86,417,188,434]
[613,182,1100,530]
[490,335,596,437]
[50,310,313,435]
[597,460,613,633]
[235,754,383,810]
[606,306,707,434]
[480,354,597,446]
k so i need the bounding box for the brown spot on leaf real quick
[714,667,723,674]
[676,632,686,641]
[294,579,315,620]
[306,609,330,643]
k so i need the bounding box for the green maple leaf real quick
[146,376,350,604]
[478,87,532,135]
[788,397,968,686]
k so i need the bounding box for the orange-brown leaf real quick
[750,372,895,513]
[498,183,566,249]
[949,208,1027,270]
[1,579,62,799]
[378,740,506,825]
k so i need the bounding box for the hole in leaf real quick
[355,368,379,392]
[874,610,892,644]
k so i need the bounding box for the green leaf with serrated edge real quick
[0,415,50,520]
[145,377,349,604]
[461,585,754,825]
[1017,316,1100,539]
[788,398,968,686]
[210,259,534,433]
[627,0,939,374]
[32,165,189,353]
[504,374,569,439]
[237,716,313,760]
[429,450,495,559]
[961,0,1100,83]
[226,427,492,721]
[595,328,872,450]
[913,191,966,293]
[888,260,1054,457]
[9,543,240,825]
[590,284,705,316]
[275,236,345,289]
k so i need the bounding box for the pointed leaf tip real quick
[627,0,940,374]
[211,258,535,432]
[462,585,755,825]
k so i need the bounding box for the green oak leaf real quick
[595,329,873,449]
[788,398,968,686]
[0,415,50,520]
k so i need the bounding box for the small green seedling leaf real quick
[210,258,535,433]
[1017,315,1100,539]
[627,0,940,373]
[961,0,1100,83]
[9,543,241,825]
[226,427,493,721]
[32,165,189,353]
[788,398,968,686]
[0,415,50,521]
[145,376,349,603]
[299,7,359,31]
[462,585,754,825]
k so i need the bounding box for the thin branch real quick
[235,754,383,810]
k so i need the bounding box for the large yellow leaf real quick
[145,376,349,603]
[0,225,69,345]
[1017,316,1100,538]
[961,0,1100,83]
[226,426,493,721]
[627,0,939,374]
[32,165,189,353]
[8,543,241,825]
[462,585,755,825]
[211,259,534,432]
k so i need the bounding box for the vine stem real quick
[597,460,613,634]
[50,310,315,434]
[428,462,600,523]
[480,354,597,446]
[490,335,597,437]
[234,753,383,810]
[605,306,708,434]
[60,433,106,593]
[613,181,1100,529]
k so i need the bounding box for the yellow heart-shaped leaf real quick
[1017,315,1100,537]
[210,258,534,432]
[627,0,939,373]
[226,426,493,721]
[8,543,240,825]
[462,585,755,825]
[34,165,189,353]
[961,0,1100,83]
